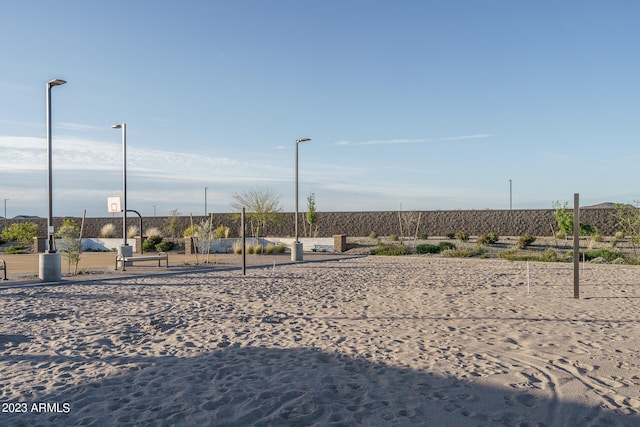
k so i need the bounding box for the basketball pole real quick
[573,193,580,299]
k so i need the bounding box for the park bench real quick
[312,244,333,252]
[0,259,6,280]
[115,252,168,271]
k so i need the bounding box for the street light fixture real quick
[112,124,128,248]
[293,138,311,261]
[3,199,8,220]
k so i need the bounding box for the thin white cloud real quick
[334,134,491,146]
[59,122,107,132]
[439,134,491,141]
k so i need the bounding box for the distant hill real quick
[582,202,615,209]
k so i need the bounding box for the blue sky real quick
[1,1,639,218]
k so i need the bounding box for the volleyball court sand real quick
[1,256,639,426]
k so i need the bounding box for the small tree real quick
[165,209,181,238]
[612,202,640,258]
[305,193,318,237]
[553,201,573,235]
[553,201,596,237]
[193,218,215,260]
[231,187,283,240]
[57,219,82,274]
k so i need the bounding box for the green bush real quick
[1,222,38,244]
[155,241,174,252]
[416,244,440,254]
[183,225,197,238]
[417,232,428,240]
[454,231,469,242]
[540,248,563,262]
[498,248,539,261]
[4,245,29,254]
[214,225,230,239]
[442,247,486,258]
[389,234,399,242]
[584,249,624,262]
[370,243,411,256]
[369,231,377,239]
[445,232,456,239]
[143,235,163,252]
[438,241,457,251]
[516,234,536,249]
[477,232,499,245]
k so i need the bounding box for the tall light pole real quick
[293,138,311,261]
[3,199,8,220]
[152,205,156,217]
[204,187,208,216]
[40,78,65,282]
[509,179,513,210]
[46,79,66,253]
[112,124,128,248]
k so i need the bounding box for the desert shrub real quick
[145,227,163,238]
[389,234,399,242]
[477,233,499,245]
[441,247,485,258]
[214,225,230,239]
[614,231,625,240]
[438,241,456,251]
[264,243,277,254]
[417,232,428,240]
[416,244,440,254]
[555,231,567,240]
[370,243,411,256]
[540,248,564,262]
[516,234,536,249]
[100,223,116,238]
[183,225,197,237]
[155,241,174,252]
[127,225,139,238]
[1,222,38,244]
[584,249,624,263]
[232,241,243,254]
[445,232,456,239]
[143,235,163,252]
[590,231,603,243]
[275,244,286,254]
[4,245,29,254]
[454,231,469,242]
[247,243,263,254]
[369,231,377,239]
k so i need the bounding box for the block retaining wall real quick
[1,209,620,239]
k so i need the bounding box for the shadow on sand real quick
[1,345,637,427]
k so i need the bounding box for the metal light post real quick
[46,79,66,253]
[509,179,512,210]
[204,187,208,216]
[39,79,66,281]
[292,138,311,261]
[112,124,130,252]
[153,205,156,217]
[3,199,8,220]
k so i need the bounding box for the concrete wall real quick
[1,208,621,239]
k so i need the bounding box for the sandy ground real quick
[1,255,639,426]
